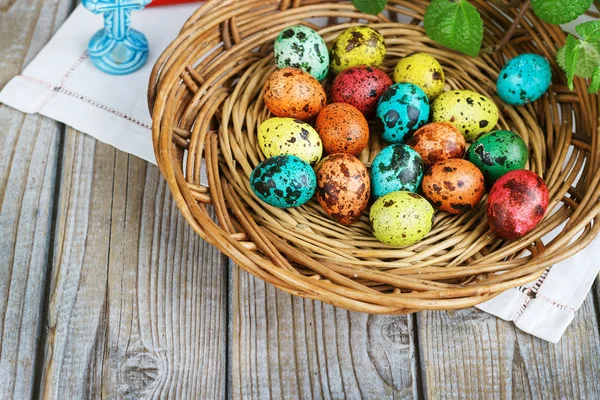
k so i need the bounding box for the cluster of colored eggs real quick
[250,24,553,248]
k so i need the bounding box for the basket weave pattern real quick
[148,0,600,313]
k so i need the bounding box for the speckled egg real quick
[466,130,528,186]
[370,191,434,247]
[488,170,548,240]
[250,155,317,208]
[263,67,326,121]
[258,117,322,166]
[316,154,370,225]
[331,66,392,117]
[407,122,466,168]
[315,103,369,156]
[371,144,424,199]
[497,54,551,106]
[330,26,386,75]
[432,90,499,141]
[422,159,485,214]
[376,83,430,144]
[394,53,445,99]
[274,25,329,81]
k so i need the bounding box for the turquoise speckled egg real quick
[250,155,317,208]
[497,54,551,106]
[466,130,528,185]
[274,25,329,81]
[370,191,434,246]
[376,83,430,144]
[371,144,424,199]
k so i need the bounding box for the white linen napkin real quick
[0,3,201,164]
[0,2,598,343]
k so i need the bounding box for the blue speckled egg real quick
[274,25,329,81]
[376,83,430,144]
[496,54,551,106]
[250,155,316,208]
[371,144,424,199]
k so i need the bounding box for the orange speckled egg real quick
[407,122,466,168]
[263,67,326,121]
[316,154,370,225]
[315,103,369,156]
[422,159,484,214]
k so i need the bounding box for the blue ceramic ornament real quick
[82,0,152,75]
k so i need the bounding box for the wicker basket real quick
[148,0,600,314]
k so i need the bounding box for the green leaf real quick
[588,67,600,93]
[564,34,580,90]
[556,46,566,70]
[351,0,387,15]
[575,20,600,43]
[424,0,483,57]
[576,40,600,77]
[531,0,593,25]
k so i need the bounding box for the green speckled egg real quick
[432,90,499,141]
[370,191,434,247]
[371,144,424,199]
[258,117,323,166]
[274,25,329,81]
[250,155,317,208]
[466,130,528,185]
[330,26,385,75]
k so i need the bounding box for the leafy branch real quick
[351,0,599,93]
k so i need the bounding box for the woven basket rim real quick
[148,0,600,314]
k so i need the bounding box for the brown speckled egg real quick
[263,67,326,121]
[422,159,484,214]
[315,103,369,156]
[407,122,466,168]
[331,66,392,117]
[316,153,370,225]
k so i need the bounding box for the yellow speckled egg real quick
[394,53,445,99]
[370,191,434,247]
[330,26,385,75]
[432,90,499,141]
[258,117,323,166]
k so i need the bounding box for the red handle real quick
[147,0,201,7]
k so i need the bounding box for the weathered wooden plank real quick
[419,295,600,399]
[0,0,73,398]
[230,264,421,399]
[40,130,227,399]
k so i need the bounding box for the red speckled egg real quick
[331,66,392,117]
[422,159,485,214]
[316,153,370,225]
[407,122,466,168]
[487,170,548,240]
[263,67,326,121]
[315,103,369,156]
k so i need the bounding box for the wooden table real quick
[2,1,600,398]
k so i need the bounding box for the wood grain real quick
[0,0,72,398]
[419,295,600,399]
[230,264,421,399]
[39,131,227,399]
